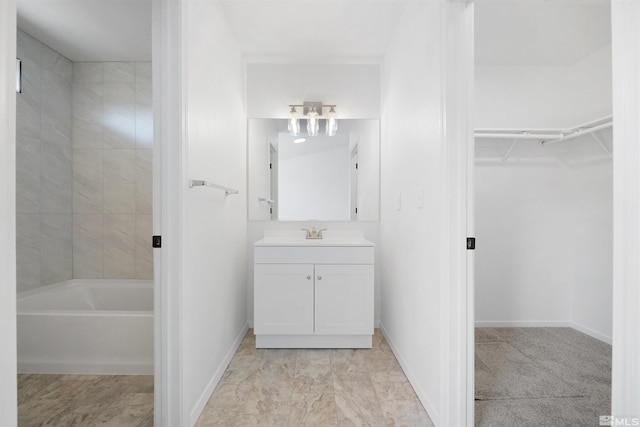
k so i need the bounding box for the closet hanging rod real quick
[189,179,239,195]
[475,132,561,140]
[541,122,613,146]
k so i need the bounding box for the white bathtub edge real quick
[18,361,154,375]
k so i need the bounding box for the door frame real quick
[441,1,475,425]
[153,0,184,424]
[0,0,17,424]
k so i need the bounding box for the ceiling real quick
[17,0,152,62]
[16,0,610,65]
[475,0,611,65]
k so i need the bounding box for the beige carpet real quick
[475,327,611,427]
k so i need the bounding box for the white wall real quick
[476,45,612,129]
[0,0,18,423]
[380,2,445,423]
[475,164,575,325]
[183,1,247,424]
[474,132,613,342]
[570,160,613,341]
[246,63,380,119]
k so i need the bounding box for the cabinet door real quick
[254,264,314,335]
[314,264,374,335]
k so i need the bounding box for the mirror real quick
[248,119,379,221]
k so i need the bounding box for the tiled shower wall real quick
[72,62,153,279]
[16,30,73,293]
[16,30,153,293]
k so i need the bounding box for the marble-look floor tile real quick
[289,390,337,427]
[92,403,153,427]
[380,399,433,427]
[331,349,368,373]
[333,372,385,426]
[18,374,154,427]
[194,330,433,426]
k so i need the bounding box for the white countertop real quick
[255,230,374,247]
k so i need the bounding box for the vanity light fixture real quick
[287,102,338,137]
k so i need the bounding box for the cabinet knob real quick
[307,275,311,280]
[317,276,322,280]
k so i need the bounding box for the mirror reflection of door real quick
[269,143,278,220]
[350,146,358,221]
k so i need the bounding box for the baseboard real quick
[380,323,439,426]
[475,320,571,328]
[189,321,249,426]
[474,320,612,344]
[17,362,154,375]
[569,321,612,345]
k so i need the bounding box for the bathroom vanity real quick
[253,231,374,348]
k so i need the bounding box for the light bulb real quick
[307,106,319,137]
[326,106,337,136]
[288,106,300,136]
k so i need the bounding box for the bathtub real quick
[17,279,153,375]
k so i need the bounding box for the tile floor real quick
[195,329,433,427]
[17,373,153,426]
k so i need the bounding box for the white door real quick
[314,264,374,335]
[254,264,314,335]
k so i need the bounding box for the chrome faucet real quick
[302,227,327,239]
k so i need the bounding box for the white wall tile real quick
[136,62,152,85]
[72,83,103,148]
[104,149,136,213]
[73,148,104,213]
[104,62,135,83]
[17,32,74,290]
[16,214,41,293]
[104,214,136,278]
[42,70,72,146]
[16,135,41,214]
[42,44,72,82]
[17,30,42,65]
[136,214,153,279]
[103,83,136,148]
[73,62,102,83]
[73,214,104,278]
[40,214,72,285]
[17,57,41,139]
[135,83,153,149]
[136,149,153,214]
[41,145,72,213]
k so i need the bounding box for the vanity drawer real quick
[254,246,374,265]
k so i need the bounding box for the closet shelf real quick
[474,115,612,145]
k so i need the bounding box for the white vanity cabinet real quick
[254,237,374,348]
